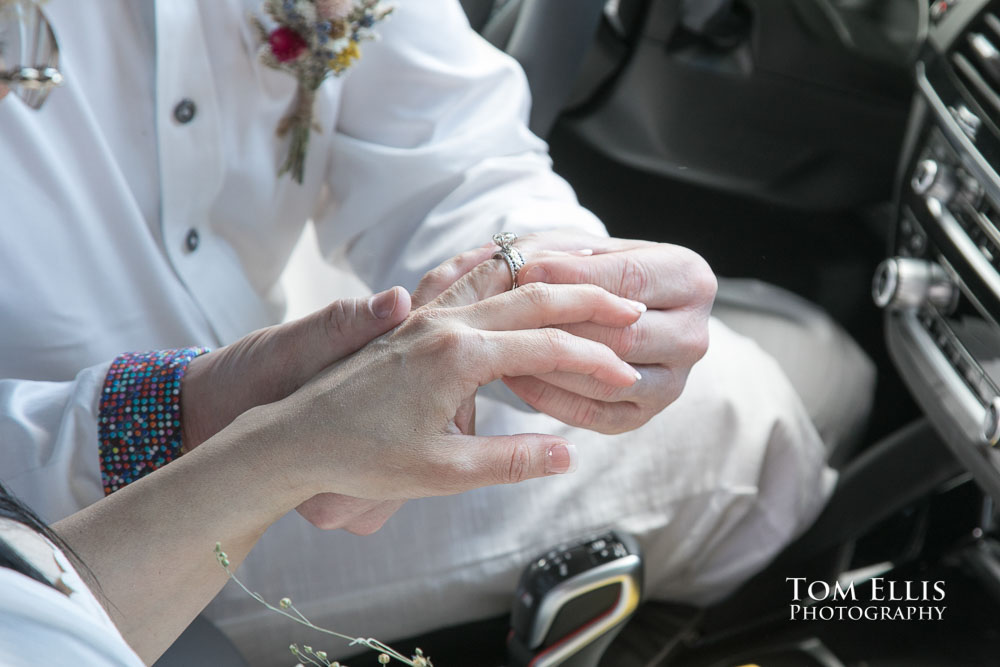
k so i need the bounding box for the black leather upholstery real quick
[462,0,607,138]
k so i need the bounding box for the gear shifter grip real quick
[507,530,643,667]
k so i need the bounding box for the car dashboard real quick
[879,0,1000,501]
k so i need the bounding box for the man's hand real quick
[180,286,411,533]
[409,232,715,435]
[503,231,716,434]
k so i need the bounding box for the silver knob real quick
[912,159,956,202]
[873,257,958,313]
[984,397,1000,446]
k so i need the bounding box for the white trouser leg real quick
[207,318,835,666]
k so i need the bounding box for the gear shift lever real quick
[507,530,643,667]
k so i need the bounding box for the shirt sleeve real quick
[0,349,207,523]
[0,365,109,523]
[313,0,608,292]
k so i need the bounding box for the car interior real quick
[385,0,1000,665]
[148,0,1000,665]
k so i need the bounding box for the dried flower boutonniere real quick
[252,0,393,184]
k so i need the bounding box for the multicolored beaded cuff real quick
[98,348,210,495]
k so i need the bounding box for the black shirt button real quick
[173,98,197,124]
[184,228,200,252]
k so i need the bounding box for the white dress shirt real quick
[0,1,834,664]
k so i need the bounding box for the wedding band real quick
[492,232,524,289]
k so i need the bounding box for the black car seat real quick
[459,0,876,465]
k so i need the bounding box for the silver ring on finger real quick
[492,232,525,289]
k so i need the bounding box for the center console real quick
[876,0,1000,501]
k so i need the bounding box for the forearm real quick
[52,407,311,664]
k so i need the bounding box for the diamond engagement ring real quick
[492,232,525,289]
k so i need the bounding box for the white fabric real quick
[0,0,835,664]
[0,519,144,666]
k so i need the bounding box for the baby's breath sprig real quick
[214,544,431,666]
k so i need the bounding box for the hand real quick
[180,286,410,532]
[498,231,717,434]
[258,261,646,501]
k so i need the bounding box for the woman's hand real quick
[263,261,645,501]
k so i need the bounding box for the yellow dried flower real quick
[329,42,361,74]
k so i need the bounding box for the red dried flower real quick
[269,26,308,62]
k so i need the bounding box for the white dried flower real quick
[316,0,353,20]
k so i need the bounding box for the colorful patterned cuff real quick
[98,348,210,495]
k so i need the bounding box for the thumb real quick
[293,286,411,362]
[180,287,410,451]
[437,434,578,493]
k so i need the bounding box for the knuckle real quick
[422,263,454,289]
[323,299,359,340]
[403,308,441,335]
[503,443,533,484]
[573,400,604,429]
[344,516,387,536]
[518,281,553,307]
[421,327,465,359]
[678,317,710,363]
[540,326,571,354]
[689,328,710,361]
[618,255,652,298]
[680,249,718,305]
[614,322,644,358]
[598,403,647,435]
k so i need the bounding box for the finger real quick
[342,500,407,536]
[501,376,648,435]
[512,231,654,256]
[455,282,646,331]
[521,364,682,406]
[412,246,495,308]
[555,310,708,365]
[428,248,609,310]
[476,328,641,388]
[425,434,578,494]
[295,493,383,531]
[429,254,521,308]
[518,245,717,308]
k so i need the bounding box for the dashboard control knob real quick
[984,397,1000,446]
[873,257,958,313]
[912,159,956,202]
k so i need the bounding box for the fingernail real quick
[633,367,643,381]
[546,443,578,475]
[627,299,647,313]
[370,288,398,319]
[571,249,594,256]
[522,265,548,284]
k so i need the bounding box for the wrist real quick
[225,402,326,506]
[180,354,212,453]
[98,348,210,495]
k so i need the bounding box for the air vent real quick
[951,9,1000,127]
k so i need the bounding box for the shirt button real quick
[184,228,200,252]
[173,98,196,124]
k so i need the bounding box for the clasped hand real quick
[181,233,715,534]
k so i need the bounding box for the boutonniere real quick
[252,0,393,184]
